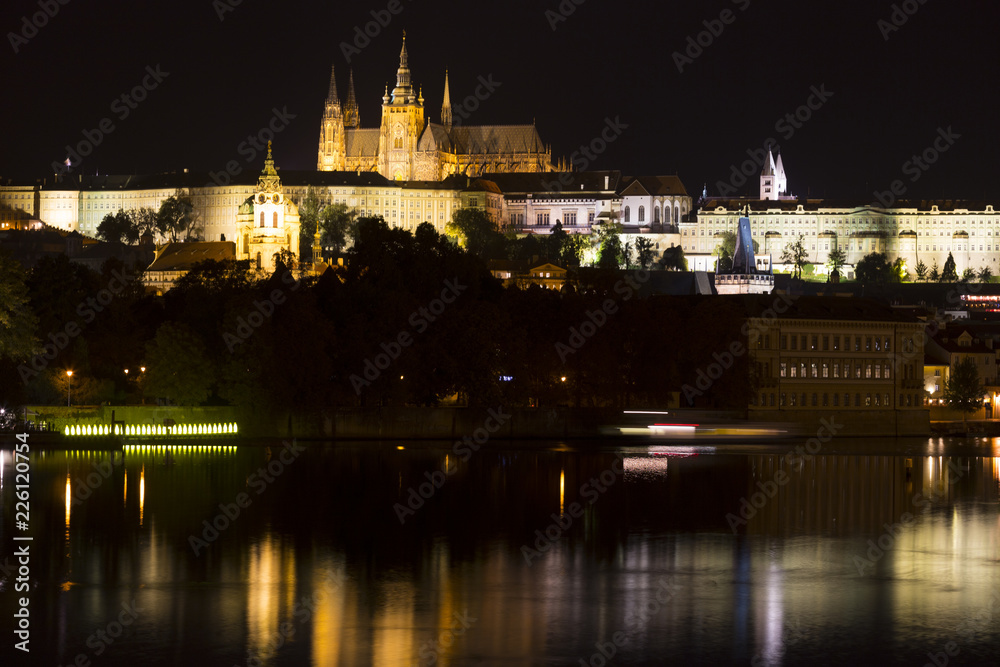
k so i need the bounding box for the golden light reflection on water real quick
[372,580,415,666]
[64,473,71,533]
[312,569,346,666]
[247,535,296,662]
[139,464,145,526]
[20,445,1000,665]
[559,468,565,516]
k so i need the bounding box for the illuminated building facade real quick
[687,199,1000,277]
[742,296,928,435]
[923,326,998,417]
[317,37,553,181]
[235,143,300,271]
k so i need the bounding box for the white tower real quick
[760,149,787,200]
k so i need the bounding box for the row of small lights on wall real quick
[123,444,237,453]
[64,423,239,437]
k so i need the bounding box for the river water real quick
[1,435,998,666]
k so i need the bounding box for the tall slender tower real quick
[378,33,425,180]
[317,65,347,171]
[344,69,359,129]
[441,69,452,130]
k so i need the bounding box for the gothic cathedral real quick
[317,35,554,181]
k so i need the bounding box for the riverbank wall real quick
[25,405,930,439]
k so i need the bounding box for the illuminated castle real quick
[317,35,553,181]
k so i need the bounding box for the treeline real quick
[0,218,749,415]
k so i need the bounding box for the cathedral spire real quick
[391,32,413,103]
[441,69,452,129]
[326,64,340,110]
[344,68,359,128]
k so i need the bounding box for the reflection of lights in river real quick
[139,465,145,526]
[65,474,71,532]
[559,469,564,515]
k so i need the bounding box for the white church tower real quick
[237,142,300,272]
[759,149,788,200]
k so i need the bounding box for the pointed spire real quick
[760,148,775,176]
[391,32,413,103]
[326,64,340,108]
[259,141,281,193]
[344,68,359,128]
[441,70,452,129]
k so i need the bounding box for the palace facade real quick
[683,157,999,276]
[685,199,1000,277]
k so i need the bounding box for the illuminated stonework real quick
[317,36,553,181]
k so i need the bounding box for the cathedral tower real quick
[344,69,359,129]
[378,34,425,180]
[317,65,347,171]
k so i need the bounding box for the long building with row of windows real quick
[0,160,693,260]
[686,198,1000,277]
[740,295,928,435]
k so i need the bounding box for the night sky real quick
[2,0,997,200]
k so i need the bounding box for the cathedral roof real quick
[418,123,453,152]
[447,124,546,155]
[345,128,381,157]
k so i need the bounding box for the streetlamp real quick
[66,370,73,407]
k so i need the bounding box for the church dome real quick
[238,196,255,215]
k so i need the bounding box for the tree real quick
[297,187,322,262]
[635,237,655,270]
[96,210,139,246]
[318,202,358,254]
[893,257,909,282]
[780,235,808,279]
[559,233,588,268]
[930,260,940,282]
[0,250,38,364]
[978,266,993,283]
[827,247,847,276]
[659,246,687,271]
[960,268,976,283]
[143,322,215,405]
[854,252,896,286]
[940,252,958,282]
[915,259,928,282]
[593,220,624,269]
[445,208,505,259]
[157,192,199,241]
[944,356,986,421]
[622,240,634,269]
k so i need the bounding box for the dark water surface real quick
[2,435,999,666]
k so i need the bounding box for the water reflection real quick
[1,441,998,665]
